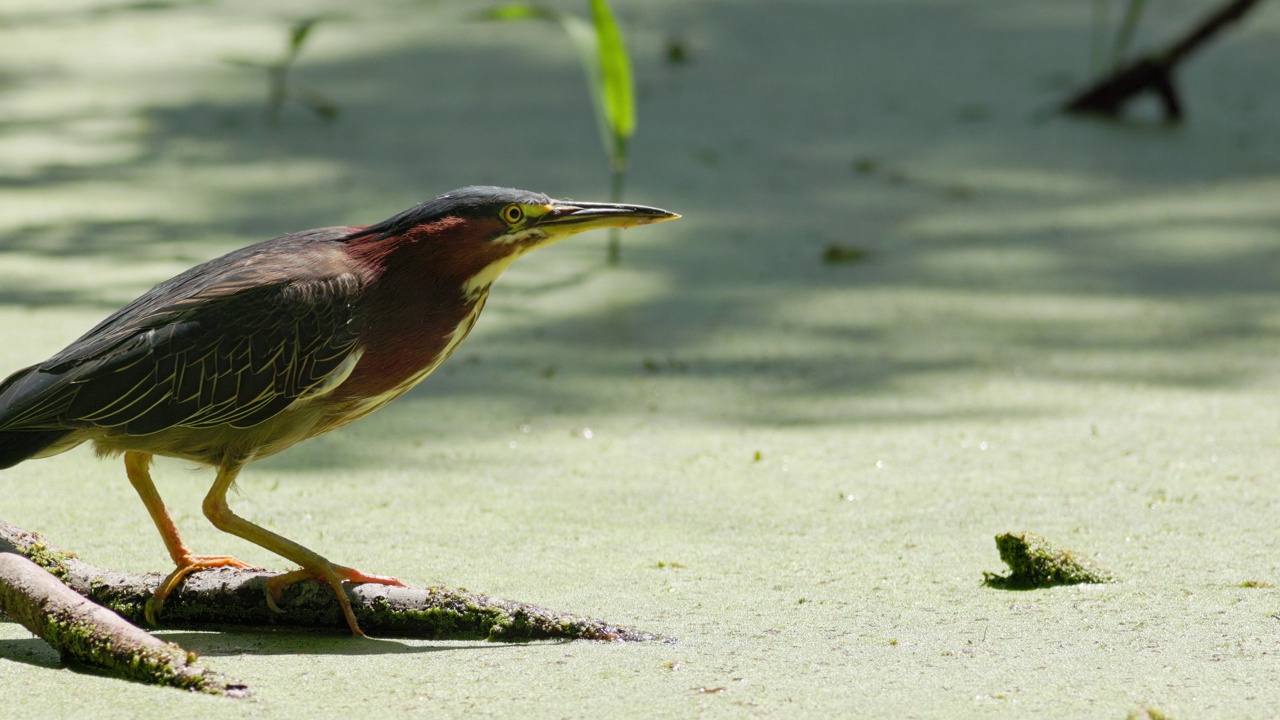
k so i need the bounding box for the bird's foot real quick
[264,563,407,637]
[146,554,256,626]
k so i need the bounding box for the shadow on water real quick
[153,629,518,658]
[0,629,511,672]
[0,0,1277,470]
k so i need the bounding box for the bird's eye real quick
[502,204,524,225]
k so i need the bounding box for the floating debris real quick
[822,244,871,265]
[983,531,1116,589]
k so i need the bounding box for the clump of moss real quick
[22,543,77,581]
[983,531,1116,589]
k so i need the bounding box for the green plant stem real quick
[1112,0,1149,69]
[266,64,287,125]
[1090,0,1110,75]
[606,156,626,266]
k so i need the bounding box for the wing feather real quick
[0,229,369,437]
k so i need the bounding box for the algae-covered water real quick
[2,1,1279,717]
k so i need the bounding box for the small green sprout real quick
[483,1,638,264]
[225,17,337,125]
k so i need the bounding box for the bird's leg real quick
[201,462,406,637]
[123,451,255,625]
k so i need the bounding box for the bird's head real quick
[346,186,678,298]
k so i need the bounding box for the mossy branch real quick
[0,530,249,696]
[0,520,661,689]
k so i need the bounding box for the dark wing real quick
[0,228,367,436]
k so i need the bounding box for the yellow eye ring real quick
[502,204,524,225]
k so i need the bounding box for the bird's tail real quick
[0,365,72,469]
[0,429,70,469]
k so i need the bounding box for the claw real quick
[263,563,406,636]
[146,554,255,625]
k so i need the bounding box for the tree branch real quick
[0,520,662,691]
[1,520,659,641]
[1062,0,1266,122]
[0,533,249,696]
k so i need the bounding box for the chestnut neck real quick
[335,216,510,398]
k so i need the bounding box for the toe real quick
[334,565,406,587]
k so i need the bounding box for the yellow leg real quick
[123,451,254,625]
[201,462,405,637]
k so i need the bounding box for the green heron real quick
[0,186,678,636]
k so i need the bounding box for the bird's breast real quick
[325,294,487,421]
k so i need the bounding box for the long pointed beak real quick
[536,200,680,234]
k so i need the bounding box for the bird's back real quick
[0,226,369,468]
